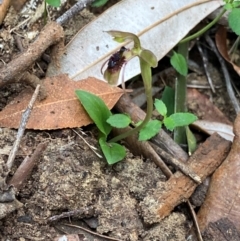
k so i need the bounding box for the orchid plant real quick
[76,31,197,164]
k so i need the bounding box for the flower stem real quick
[174,42,188,144]
[109,60,153,143]
[180,8,226,44]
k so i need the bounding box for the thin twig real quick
[197,40,215,93]
[205,34,240,113]
[72,129,102,158]
[150,143,201,184]
[187,200,204,241]
[63,223,123,241]
[9,142,48,190]
[7,85,40,169]
[48,207,94,222]
[56,0,96,26]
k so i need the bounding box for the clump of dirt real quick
[0,128,190,240]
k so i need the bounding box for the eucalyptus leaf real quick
[47,0,223,84]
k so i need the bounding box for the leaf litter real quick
[0,75,124,130]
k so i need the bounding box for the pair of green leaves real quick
[75,90,126,165]
[137,99,197,141]
[75,90,197,164]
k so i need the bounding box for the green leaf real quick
[92,0,109,7]
[45,0,61,7]
[99,138,126,164]
[186,126,197,156]
[107,114,131,128]
[139,49,158,67]
[232,2,240,8]
[164,113,197,131]
[138,120,162,141]
[224,3,233,10]
[228,8,240,35]
[170,51,188,76]
[107,31,141,49]
[154,99,167,116]
[75,90,112,136]
[161,86,175,116]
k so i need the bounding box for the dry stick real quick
[48,207,94,222]
[0,22,64,87]
[140,133,231,224]
[196,40,215,93]
[150,142,201,184]
[63,223,123,241]
[9,142,48,190]
[205,34,240,113]
[7,85,41,169]
[187,200,204,241]
[56,0,96,26]
[115,94,189,161]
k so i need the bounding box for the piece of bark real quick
[10,0,27,11]
[9,142,48,190]
[197,113,240,232]
[0,0,11,24]
[202,218,240,241]
[115,94,188,161]
[140,133,231,224]
[0,21,64,87]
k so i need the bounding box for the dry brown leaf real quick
[215,26,240,76]
[0,75,124,130]
[187,88,232,125]
[197,113,240,232]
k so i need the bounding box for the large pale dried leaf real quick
[0,75,124,130]
[192,120,234,141]
[47,0,223,85]
[197,113,240,232]
[215,26,240,76]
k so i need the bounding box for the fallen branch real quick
[9,142,48,190]
[7,85,41,169]
[140,133,231,224]
[0,21,64,87]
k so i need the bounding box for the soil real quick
[0,1,237,241]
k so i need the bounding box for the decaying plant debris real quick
[0,0,239,240]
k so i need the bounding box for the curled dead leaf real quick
[215,26,240,76]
